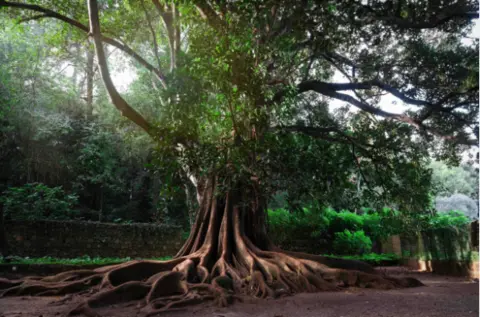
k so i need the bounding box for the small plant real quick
[333,230,372,255]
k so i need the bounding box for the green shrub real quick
[333,230,372,255]
[268,205,472,256]
[329,210,364,233]
[268,208,329,251]
[426,210,470,229]
[1,183,79,220]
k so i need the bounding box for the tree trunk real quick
[0,176,422,315]
[184,181,197,228]
[85,43,94,119]
[0,202,9,260]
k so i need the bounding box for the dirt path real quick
[1,268,478,317]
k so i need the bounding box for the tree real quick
[0,0,477,315]
[430,160,479,199]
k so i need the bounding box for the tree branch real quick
[87,0,154,137]
[18,13,48,23]
[0,0,168,88]
[276,125,339,136]
[173,3,181,56]
[193,0,226,29]
[140,0,162,70]
[284,81,478,146]
[152,0,177,71]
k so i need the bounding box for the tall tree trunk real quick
[85,43,94,119]
[71,43,80,89]
[184,180,197,228]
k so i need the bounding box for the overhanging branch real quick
[88,0,154,137]
[273,80,478,146]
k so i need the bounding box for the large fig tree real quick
[0,0,478,315]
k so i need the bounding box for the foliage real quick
[268,206,473,255]
[267,208,329,248]
[425,210,471,230]
[333,230,372,255]
[1,183,79,220]
[430,161,479,199]
[0,20,189,226]
[435,194,478,220]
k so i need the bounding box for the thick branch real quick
[287,81,478,146]
[0,0,167,88]
[298,80,478,117]
[88,0,154,137]
[194,0,226,29]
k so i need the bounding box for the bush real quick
[426,210,471,229]
[333,230,372,255]
[327,209,364,233]
[1,183,79,220]
[268,206,472,256]
[267,208,329,252]
[435,194,478,220]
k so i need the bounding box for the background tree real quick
[0,0,478,314]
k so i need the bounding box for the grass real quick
[0,255,172,265]
[2,251,477,266]
[0,254,398,266]
[324,253,401,265]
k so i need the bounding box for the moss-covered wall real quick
[5,220,184,258]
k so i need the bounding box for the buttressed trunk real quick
[176,176,271,261]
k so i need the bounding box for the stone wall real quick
[5,220,185,258]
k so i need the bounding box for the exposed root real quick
[0,250,422,317]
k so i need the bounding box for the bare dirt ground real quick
[1,267,478,317]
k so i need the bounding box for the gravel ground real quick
[1,268,478,317]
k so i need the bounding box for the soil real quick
[0,267,477,317]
